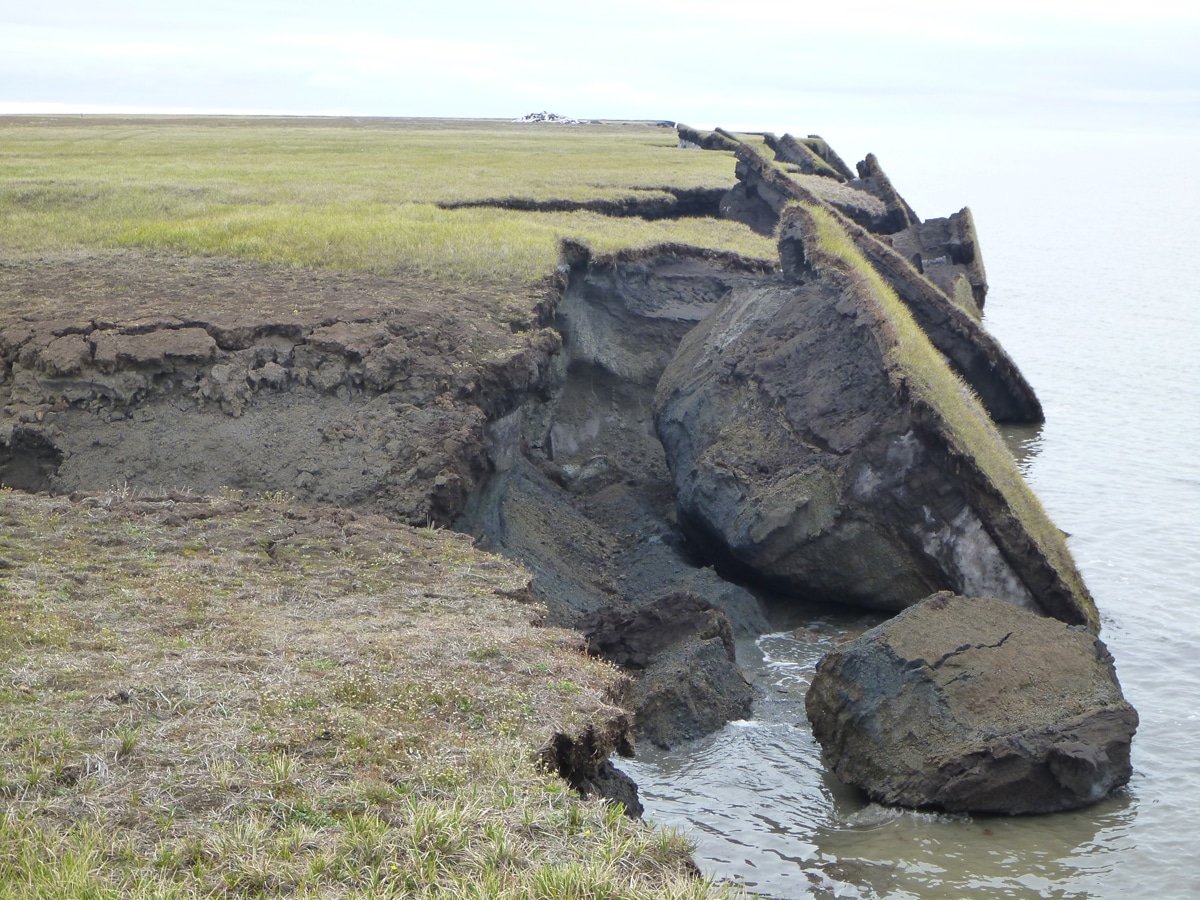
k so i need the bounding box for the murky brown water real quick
[623,130,1200,899]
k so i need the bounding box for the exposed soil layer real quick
[0,425,61,490]
[438,187,725,219]
[0,245,775,754]
[0,251,560,526]
[650,203,1094,631]
[888,208,990,312]
[458,246,775,747]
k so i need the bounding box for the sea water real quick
[622,129,1200,899]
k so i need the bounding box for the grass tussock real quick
[801,204,1095,627]
[0,487,731,898]
[0,118,773,288]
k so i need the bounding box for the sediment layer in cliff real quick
[0,252,563,525]
[459,243,774,748]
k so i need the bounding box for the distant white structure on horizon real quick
[513,111,593,125]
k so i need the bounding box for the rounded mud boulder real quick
[582,591,754,750]
[805,593,1138,814]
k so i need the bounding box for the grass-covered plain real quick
[0,117,774,286]
[0,487,729,898]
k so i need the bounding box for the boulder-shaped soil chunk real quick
[582,591,754,750]
[764,133,847,181]
[805,593,1138,814]
[654,203,1096,628]
[854,153,919,232]
[719,143,914,237]
[887,208,989,313]
[706,141,1036,424]
[632,633,753,750]
[675,124,741,152]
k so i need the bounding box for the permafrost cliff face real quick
[0,127,1134,814]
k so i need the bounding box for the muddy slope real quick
[0,245,776,752]
[459,245,777,747]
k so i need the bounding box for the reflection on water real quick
[999,423,1044,476]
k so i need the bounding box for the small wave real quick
[842,804,969,830]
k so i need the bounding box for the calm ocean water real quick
[623,129,1200,898]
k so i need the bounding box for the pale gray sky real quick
[3,0,1198,137]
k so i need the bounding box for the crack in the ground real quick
[930,631,1014,669]
[437,186,725,221]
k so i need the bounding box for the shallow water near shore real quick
[622,129,1200,898]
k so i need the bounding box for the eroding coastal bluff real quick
[0,116,1135,895]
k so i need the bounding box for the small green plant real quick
[266,751,298,789]
[304,657,339,672]
[205,756,237,790]
[467,645,503,662]
[114,726,139,758]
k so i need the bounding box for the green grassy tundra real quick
[0,116,771,287]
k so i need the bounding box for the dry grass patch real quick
[0,487,729,898]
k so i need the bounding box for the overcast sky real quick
[3,0,1197,137]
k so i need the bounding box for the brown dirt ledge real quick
[0,242,777,753]
[0,250,563,526]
